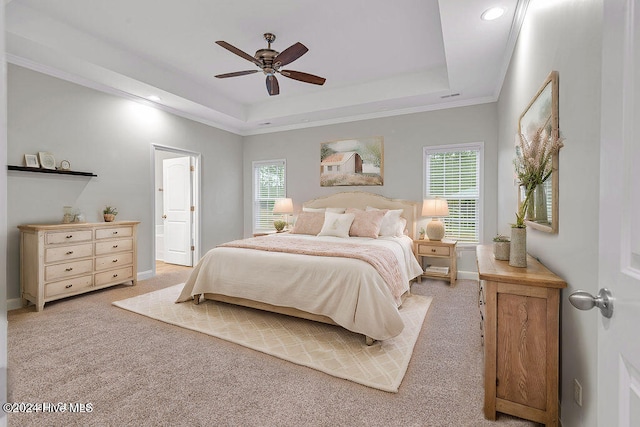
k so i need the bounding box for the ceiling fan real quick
[214,33,326,96]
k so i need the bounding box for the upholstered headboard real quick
[303,192,418,239]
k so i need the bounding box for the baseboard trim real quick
[7,298,22,311]
[137,270,154,281]
[457,270,479,281]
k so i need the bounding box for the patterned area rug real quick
[113,284,432,392]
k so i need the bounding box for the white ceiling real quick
[4,0,527,135]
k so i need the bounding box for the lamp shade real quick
[273,198,294,214]
[422,198,449,217]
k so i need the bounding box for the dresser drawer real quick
[45,275,93,298]
[46,230,92,245]
[95,226,133,240]
[95,252,133,271]
[95,266,133,286]
[95,238,133,255]
[417,245,450,257]
[45,243,93,263]
[45,259,94,281]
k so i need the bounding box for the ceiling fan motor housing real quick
[255,48,279,75]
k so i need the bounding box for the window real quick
[423,143,483,244]
[253,159,286,233]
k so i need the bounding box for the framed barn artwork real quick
[320,136,383,187]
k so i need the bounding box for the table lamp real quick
[422,197,449,241]
[273,198,294,229]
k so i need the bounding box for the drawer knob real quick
[66,235,73,239]
[113,245,118,248]
[431,249,436,253]
[112,259,118,263]
[65,267,73,272]
[65,284,73,289]
[112,273,118,278]
[66,251,74,255]
[113,231,118,235]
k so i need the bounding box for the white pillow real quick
[318,212,355,238]
[302,207,325,213]
[366,207,404,236]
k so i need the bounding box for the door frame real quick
[151,144,201,275]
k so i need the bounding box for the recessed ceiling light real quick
[147,95,161,102]
[481,7,505,21]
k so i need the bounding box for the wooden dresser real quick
[19,221,139,311]
[476,245,566,426]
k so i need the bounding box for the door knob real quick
[569,288,613,318]
[162,215,167,219]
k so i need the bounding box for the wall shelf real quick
[8,165,97,177]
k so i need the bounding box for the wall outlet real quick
[573,378,583,407]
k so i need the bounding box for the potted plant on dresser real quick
[103,206,118,222]
[493,234,510,261]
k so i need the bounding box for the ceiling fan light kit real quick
[215,33,326,96]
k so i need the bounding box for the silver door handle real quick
[569,288,613,318]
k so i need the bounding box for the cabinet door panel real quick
[496,293,547,410]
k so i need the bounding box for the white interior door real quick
[598,0,640,425]
[162,157,193,266]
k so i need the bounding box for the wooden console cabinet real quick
[476,245,566,426]
[19,221,139,311]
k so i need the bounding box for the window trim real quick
[423,142,484,246]
[252,159,287,234]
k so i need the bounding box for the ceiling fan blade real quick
[273,42,308,67]
[266,75,280,96]
[215,41,261,66]
[215,70,260,78]
[280,70,326,86]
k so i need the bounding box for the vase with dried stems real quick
[510,125,563,267]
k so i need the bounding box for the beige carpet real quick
[113,284,432,393]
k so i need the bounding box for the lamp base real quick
[426,219,445,241]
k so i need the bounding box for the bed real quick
[176,192,424,344]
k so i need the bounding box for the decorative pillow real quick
[366,207,404,236]
[290,212,325,235]
[302,207,325,213]
[317,212,356,238]
[345,208,385,238]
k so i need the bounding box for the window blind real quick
[424,144,482,243]
[253,160,286,232]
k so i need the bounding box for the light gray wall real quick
[1,0,9,419]
[243,103,499,274]
[496,1,602,425]
[6,64,244,301]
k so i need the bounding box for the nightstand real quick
[413,238,457,285]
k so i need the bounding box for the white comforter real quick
[176,234,423,340]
